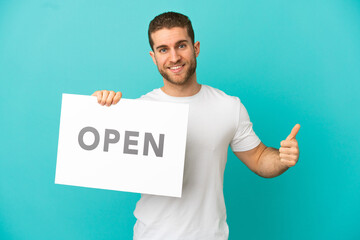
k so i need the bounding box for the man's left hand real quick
[279,124,301,167]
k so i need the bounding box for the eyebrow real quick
[156,40,189,50]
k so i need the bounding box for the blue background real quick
[1,0,359,239]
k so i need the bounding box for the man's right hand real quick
[91,90,122,106]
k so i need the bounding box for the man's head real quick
[148,12,200,86]
[148,12,195,51]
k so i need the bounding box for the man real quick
[92,12,300,240]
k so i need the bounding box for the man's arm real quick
[234,124,300,178]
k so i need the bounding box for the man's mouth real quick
[168,64,185,73]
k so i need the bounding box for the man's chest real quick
[186,104,236,152]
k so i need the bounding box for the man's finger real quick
[280,159,297,167]
[279,153,297,161]
[113,92,122,105]
[279,147,298,155]
[286,124,301,140]
[100,90,109,105]
[106,91,116,106]
[280,140,298,148]
[92,91,102,103]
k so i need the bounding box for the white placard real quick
[55,93,189,197]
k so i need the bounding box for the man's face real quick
[149,27,200,85]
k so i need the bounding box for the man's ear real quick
[194,41,200,57]
[149,51,157,66]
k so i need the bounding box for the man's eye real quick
[179,44,186,48]
[160,49,166,53]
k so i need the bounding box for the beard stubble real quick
[157,51,197,86]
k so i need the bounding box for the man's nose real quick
[169,49,181,63]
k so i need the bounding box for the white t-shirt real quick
[133,85,261,240]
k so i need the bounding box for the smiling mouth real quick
[168,64,185,73]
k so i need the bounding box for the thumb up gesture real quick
[279,124,300,167]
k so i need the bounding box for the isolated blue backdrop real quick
[0,0,359,239]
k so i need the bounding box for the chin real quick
[166,78,188,86]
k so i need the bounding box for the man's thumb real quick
[286,124,301,140]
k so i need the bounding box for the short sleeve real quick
[230,98,261,152]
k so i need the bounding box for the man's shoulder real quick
[138,88,161,100]
[202,85,240,103]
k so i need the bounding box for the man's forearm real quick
[256,147,289,178]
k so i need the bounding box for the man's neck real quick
[161,73,201,97]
